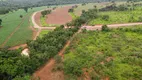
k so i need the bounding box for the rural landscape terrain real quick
[0,0,142,80]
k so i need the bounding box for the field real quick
[89,6,142,25]
[74,3,109,16]
[73,2,142,25]
[39,30,50,38]
[46,6,72,25]
[63,26,142,80]
[0,6,47,47]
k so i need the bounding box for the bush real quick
[102,25,109,31]
[102,15,109,21]
[138,16,142,22]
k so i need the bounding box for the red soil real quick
[8,44,27,50]
[34,41,71,80]
[46,6,72,25]
[34,12,42,26]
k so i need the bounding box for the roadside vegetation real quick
[64,25,142,80]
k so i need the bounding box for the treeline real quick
[0,25,79,80]
[0,0,130,14]
[41,10,51,17]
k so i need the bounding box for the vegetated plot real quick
[0,9,28,46]
[5,14,33,47]
[39,30,50,38]
[89,7,142,25]
[64,26,142,80]
[0,6,48,47]
[74,2,109,16]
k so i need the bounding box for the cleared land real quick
[0,6,47,47]
[46,6,72,25]
[63,26,142,80]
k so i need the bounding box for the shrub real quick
[102,15,109,21]
[138,16,142,22]
[102,25,109,31]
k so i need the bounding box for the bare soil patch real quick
[46,6,72,25]
[34,12,42,26]
[34,41,71,80]
[8,44,27,50]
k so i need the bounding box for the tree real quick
[20,15,23,18]
[102,25,109,31]
[24,7,28,12]
[102,15,109,21]
[0,19,2,26]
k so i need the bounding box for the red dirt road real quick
[46,6,72,25]
[34,41,71,80]
[34,12,42,26]
[34,29,81,80]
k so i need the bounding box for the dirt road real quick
[82,22,142,30]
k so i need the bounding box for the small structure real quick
[21,48,29,57]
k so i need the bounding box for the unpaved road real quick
[34,28,81,80]
[32,12,56,30]
[32,7,142,80]
[82,22,142,30]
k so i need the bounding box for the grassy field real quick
[0,6,47,47]
[89,6,142,25]
[63,26,142,80]
[74,2,110,16]
[39,30,50,38]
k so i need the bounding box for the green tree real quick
[102,25,109,31]
[0,19,2,26]
[24,7,28,12]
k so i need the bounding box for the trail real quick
[34,28,81,80]
[82,22,142,30]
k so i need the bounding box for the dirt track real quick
[82,22,142,30]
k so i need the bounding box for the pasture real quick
[74,2,110,16]
[39,30,50,38]
[64,26,142,80]
[0,6,47,47]
[89,6,142,25]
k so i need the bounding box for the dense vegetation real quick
[64,26,142,80]
[0,25,79,80]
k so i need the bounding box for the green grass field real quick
[39,30,50,38]
[0,6,47,47]
[74,2,110,16]
[63,26,142,80]
[89,6,142,25]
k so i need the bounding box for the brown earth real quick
[34,41,71,80]
[33,29,81,80]
[34,12,42,26]
[8,44,27,50]
[46,6,72,25]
